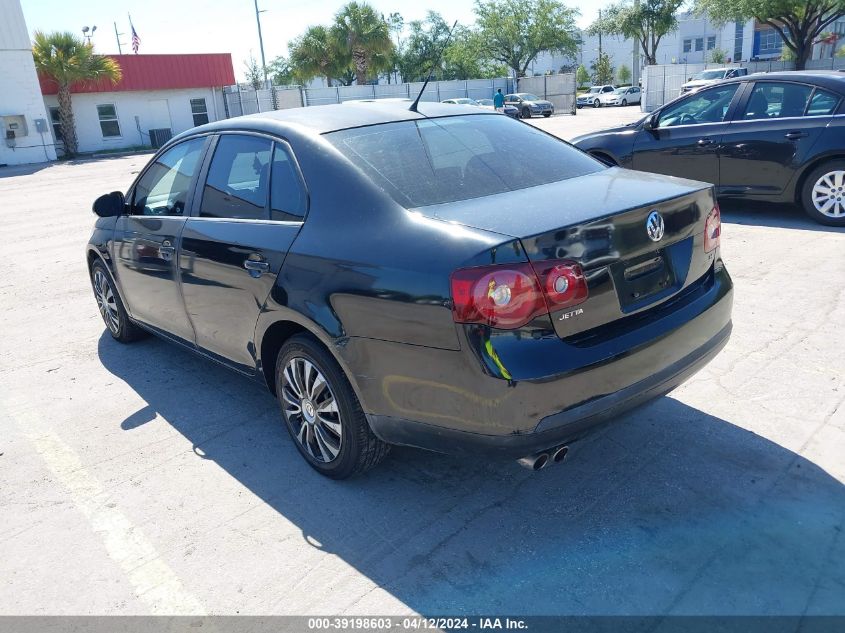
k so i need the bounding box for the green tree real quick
[589,0,683,65]
[288,25,354,85]
[709,48,727,63]
[475,0,580,78]
[591,51,615,84]
[837,44,845,57]
[617,63,632,84]
[576,63,591,87]
[332,2,394,84]
[397,11,453,81]
[695,0,845,70]
[32,31,121,156]
[244,54,263,90]
[268,56,295,85]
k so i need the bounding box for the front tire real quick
[593,99,601,108]
[276,334,390,479]
[543,112,552,117]
[801,160,845,226]
[90,260,146,343]
[521,107,531,119]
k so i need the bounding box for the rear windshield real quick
[325,114,602,208]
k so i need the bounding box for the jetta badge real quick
[646,210,665,242]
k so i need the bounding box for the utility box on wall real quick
[1,115,29,138]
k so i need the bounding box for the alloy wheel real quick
[812,170,845,218]
[93,269,119,333]
[282,357,343,463]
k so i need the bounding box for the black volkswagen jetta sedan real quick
[573,71,845,226]
[88,101,732,478]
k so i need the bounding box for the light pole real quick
[81,25,97,45]
[253,0,269,88]
[113,22,124,54]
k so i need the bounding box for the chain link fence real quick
[302,78,516,106]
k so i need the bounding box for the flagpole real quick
[114,22,122,54]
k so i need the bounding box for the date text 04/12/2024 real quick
[306,617,528,630]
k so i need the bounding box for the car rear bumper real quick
[342,262,733,458]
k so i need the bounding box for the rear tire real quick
[90,260,146,343]
[275,334,390,479]
[621,99,628,107]
[800,160,845,226]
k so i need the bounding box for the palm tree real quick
[289,25,354,85]
[332,2,394,84]
[32,31,121,156]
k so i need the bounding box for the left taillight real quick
[705,204,721,252]
[450,260,589,329]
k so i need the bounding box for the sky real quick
[20,0,605,80]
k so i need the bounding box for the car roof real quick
[184,100,491,137]
[720,70,845,93]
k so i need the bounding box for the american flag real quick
[129,16,141,54]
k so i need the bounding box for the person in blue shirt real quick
[493,88,505,112]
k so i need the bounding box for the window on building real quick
[695,38,704,52]
[97,104,121,138]
[707,36,717,50]
[48,107,62,142]
[190,98,209,127]
[200,134,272,220]
[683,39,692,53]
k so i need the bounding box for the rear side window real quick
[271,144,307,221]
[200,135,272,220]
[806,89,840,116]
[326,115,602,208]
[740,82,813,120]
[132,137,205,216]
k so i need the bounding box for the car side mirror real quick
[93,191,126,217]
[643,113,658,131]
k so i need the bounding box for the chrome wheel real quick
[812,170,845,218]
[282,357,342,463]
[93,269,119,333]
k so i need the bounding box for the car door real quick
[632,82,742,185]
[630,87,641,104]
[113,136,208,343]
[718,81,838,196]
[179,133,307,373]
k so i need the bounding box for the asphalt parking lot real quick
[1,108,844,616]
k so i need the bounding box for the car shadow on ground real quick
[720,200,845,233]
[97,332,845,615]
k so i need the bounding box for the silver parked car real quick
[504,93,554,118]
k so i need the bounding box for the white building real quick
[0,0,56,166]
[40,54,235,155]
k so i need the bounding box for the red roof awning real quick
[40,53,235,94]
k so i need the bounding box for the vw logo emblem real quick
[646,210,665,242]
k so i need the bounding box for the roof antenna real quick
[409,20,458,113]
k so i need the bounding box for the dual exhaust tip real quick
[517,445,569,471]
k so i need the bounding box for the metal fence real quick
[302,77,516,106]
[222,85,303,117]
[517,74,577,114]
[641,58,845,111]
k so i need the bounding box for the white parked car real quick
[602,86,642,106]
[576,85,616,108]
[441,98,481,106]
[680,67,748,94]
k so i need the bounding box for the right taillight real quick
[450,259,589,329]
[705,204,721,252]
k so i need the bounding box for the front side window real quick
[658,83,740,127]
[740,82,813,120]
[132,137,206,216]
[200,135,272,220]
[97,104,121,138]
[326,114,602,208]
[190,98,209,126]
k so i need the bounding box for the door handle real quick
[785,131,808,141]
[159,239,175,261]
[697,137,714,146]
[243,256,270,276]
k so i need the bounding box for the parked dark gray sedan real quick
[87,101,732,478]
[505,93,554,118]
